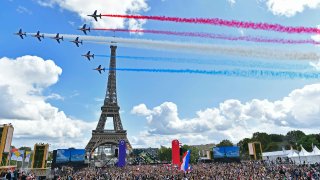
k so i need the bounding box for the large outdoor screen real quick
[213,146,240,158]
[56,149,71,163]
[56,149,86,163]
[224,146,240,158]
[70,149,86,162]
[213,147,225,158]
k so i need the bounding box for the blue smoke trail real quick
[107,68,320,79]
[95,55,310,70]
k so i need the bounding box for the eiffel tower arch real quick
[86,45,131,160]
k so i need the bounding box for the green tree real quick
[297,135,320,151]
[237,138,251,159]
[180,145,199,164]
[216,139,233,147]
[265,142,280,152]
[19,146,32,151]
[286,130,306,149]
[158,146,171,162]
[252,132,271,151]
[269,134,285,142]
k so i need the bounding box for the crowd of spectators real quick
[1,169,36,180]
[52,161,320,180]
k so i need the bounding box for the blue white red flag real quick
[180,150,191,172]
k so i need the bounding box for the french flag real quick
[180,150,191,172]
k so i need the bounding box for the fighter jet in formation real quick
[32,31,44,41]
[51,33,64,43]
[88,10,102,21]
[70,37,83,47]
[82,51,94,61]
[15,29,26,39]
[78,24,90,35]
[93,65,105,74]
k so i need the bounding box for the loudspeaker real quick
[115,149,118,157]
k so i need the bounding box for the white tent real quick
[298,145,311,164]
[262,146,320,164]
[311,146,320,155]
[306,146,320,164]
[262,148,297,161]
[287,150,300,164]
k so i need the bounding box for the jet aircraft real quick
[70,37,83,47]
[15,29,26,39]
[93,65,105,74]
[51,33,63,43]
[82,51,94,61]
[78,24,91,35]
[88,10,102,21]
[32,31,44,41]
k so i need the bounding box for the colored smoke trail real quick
[26,33,320,61]
[93,28,320,45]
[109,68,320,79]
[102,14,320,34]
[95,55,310,70]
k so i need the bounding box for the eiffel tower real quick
[86,45,131,154]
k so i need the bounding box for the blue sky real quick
[1,0,320,149]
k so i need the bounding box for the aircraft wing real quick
[19,35,24,39]
[86,56,90,60]
[37,37,42,41]
[56,39,61,43]
[94,17,98,21]
[98,70,102,74]
[84,31,87,35]
[76,42,79,47]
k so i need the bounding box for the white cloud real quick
[46,93,64,100]
[132,83,320,147]
[227,0,236,6]
[16,6,32,15]
[35,0,149,29]
[265,0,320,17]
[0,56,95,149]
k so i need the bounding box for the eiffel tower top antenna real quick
[111,30,117,44]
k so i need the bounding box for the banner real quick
[11,149,24,161]
[248,143,254,155]
[25,151,31,162]
[117,140,126,167]
[17,150,24,161]
[4,127,13,153]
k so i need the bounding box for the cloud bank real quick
[131,83,320,147]
[0,56,95,149]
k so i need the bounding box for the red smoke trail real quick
[93,28,320,45]
[101,14,320,34]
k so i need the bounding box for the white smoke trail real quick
[26,33,320,61]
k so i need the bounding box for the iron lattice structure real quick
[86,45,131,153]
